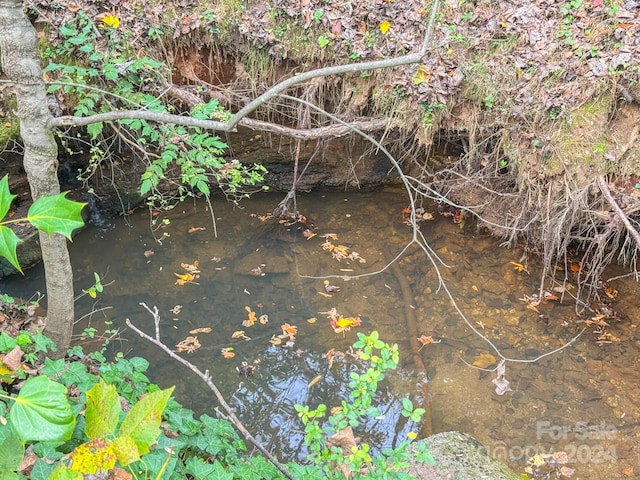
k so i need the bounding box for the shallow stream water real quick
[2,189,640,479]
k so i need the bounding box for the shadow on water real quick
[2,189,640,477]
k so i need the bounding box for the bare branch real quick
[47,0,441,137]
[127,305,296,480]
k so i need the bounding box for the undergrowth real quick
[0,323,435,479]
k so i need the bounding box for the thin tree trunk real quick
[0,0,75,354]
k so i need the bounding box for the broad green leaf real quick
[0,425,24,474]
[26,193,85,239]
[111,434,140,466]
[0,175,17,220]
[9,375,75,442]
[0,226,21,273]
[185,458,232,480]
[86,121,103,139]
[85,380,121,439]
[119,386,174,455]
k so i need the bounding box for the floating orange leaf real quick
[188,226,206,233]
[243,306,257,327]
[280,323,298,338]
[417,335,441,350]
[221,347,235,359]
[269,335,282,345]
[175,336,201,353]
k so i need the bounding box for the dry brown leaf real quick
[2,345,23,371]
[472,352,497,369]
[189,327,212,334]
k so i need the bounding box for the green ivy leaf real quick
[0,226,21,274]
[184,458,232,480]
[0,425,24,475]
[85,380,121,439]
[9,375,75,442]
[119,386,174,455]
[26,193,85,239]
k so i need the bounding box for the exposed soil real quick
[3,0,640,300]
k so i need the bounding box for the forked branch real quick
[126,303,295,480]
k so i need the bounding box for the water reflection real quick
[1,189,639,478]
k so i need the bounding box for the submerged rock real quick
[405,431,520,480]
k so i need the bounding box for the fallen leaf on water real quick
[417,335,441,350]
[308,375,322,388]
[307,317,317,324]
[472,353,497,368]
[170,305,182,315]
[243,306,257,327]
[269,335,282,345]
[143,250,154,258]
[188,227,206,233]
[175,336,201,353]
[330,316,361,334]
[259,314,269,324]
[232,330,251,340]
[221,347,235,359]
[189,327,212,334]
[281,323,298,338]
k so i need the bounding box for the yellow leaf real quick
[102,15,120,29]
[509,261,529,273]
[379,20,391,34]
[472,353,497,369]
[412,65,428,85]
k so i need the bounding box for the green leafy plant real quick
[0,175,85,273]
[42,10,267,215]
[294,331,430,478]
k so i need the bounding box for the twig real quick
[127,304,295,480]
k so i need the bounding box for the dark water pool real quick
[2,189,640,478]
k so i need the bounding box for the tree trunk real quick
[0,0,75,354]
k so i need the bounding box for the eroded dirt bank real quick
[2,0,640,300]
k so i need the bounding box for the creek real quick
[1,189,639,479]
